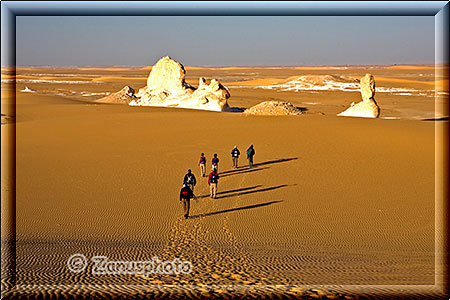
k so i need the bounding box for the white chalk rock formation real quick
[129,56,230,111]
[244,101,303,116]
[21,86,36,93]
[338,74,380,118]
[96,86,136,104]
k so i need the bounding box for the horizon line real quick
[2,62,445,69]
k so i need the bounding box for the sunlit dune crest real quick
[294,66,346,70]
[387,65,437,70]
[91,76,147,82]
[1,74,15,79]
[78,67,131,71]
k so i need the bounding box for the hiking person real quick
[179,184,194,219]
[211,153,219,172]
[183,169,197,193]
[247,145,255,168]
[208,169,220,199]
[231,146,241,169]
[199,153,207,177]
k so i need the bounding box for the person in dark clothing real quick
[231,146,241,169]
[179,184,194,219]
[246,145,255,168]
[183,169,197,193]
[208,169,220,199]
[199,153,207,177]
[211,153,219,172]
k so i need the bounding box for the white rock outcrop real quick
[244,101,303,116]
[337,74,380,118]
[129,56,230,111]
[96,86,136,104]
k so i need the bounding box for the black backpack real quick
[186,174,194,184]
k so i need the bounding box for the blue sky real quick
[16,16,435,66]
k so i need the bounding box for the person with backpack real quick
[183,169,197,193]
[208,169,220,199]
[247,145,255,168]
[179,184,194,219]
[211,153,219,172]
[199,153,207,177]
[231,146,241,169]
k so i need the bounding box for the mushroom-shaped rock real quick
[338,74,380,118]
[147,56,186,92]
[129,56,231,111]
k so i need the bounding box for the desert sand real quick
[1,64,448,298]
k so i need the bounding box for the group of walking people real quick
[179,145,256,219]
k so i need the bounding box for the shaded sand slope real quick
[8,92,438,297]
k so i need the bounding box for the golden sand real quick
[11,95,435,283]
[1,65,445,298]
[78,67,131,71]
[294,67,341,70]
[387,65,436,70]
[91,76,147,82]
[1,74,15,79]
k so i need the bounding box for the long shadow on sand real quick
[215,184,288,200]
[422,117,449,121]
[198,185,263,199]
[252,157,298,168]
[219,157,298,176]
[189,200,283,219]
[220,167,269,178]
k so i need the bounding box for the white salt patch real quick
[80,91,110,97]
[243,75,436,97]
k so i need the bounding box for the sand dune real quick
[91,76,147,82]
[367,76,440,86]
[185,66,209,70]
[371,77,448,92]
[1,74,15,79]
[219,67,252,70]
[1,67,15,72]
[33,76,93,81]
[78,67,131,71]
[387,65,436,70]
[294,66,344,70]
[2,74,93,81]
